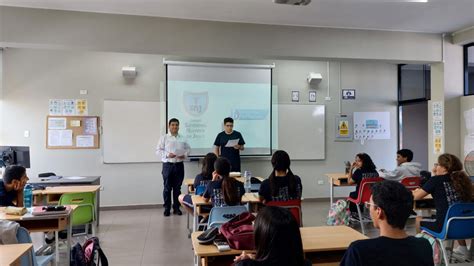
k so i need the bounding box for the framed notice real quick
[335,114,353,142]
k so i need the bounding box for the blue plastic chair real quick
[421,202,474,265]
[17,227,55,266]
[207,205,248,228]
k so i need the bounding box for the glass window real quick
[465,44,474,95]
[398,64,430,102]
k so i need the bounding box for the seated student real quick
[379,149,421,181]
[348,153,378,212]
[0,165,29,207]
[203,157,245,207]
[341,181,433,266]
[258,150,302,204]
[234,206,311,266]
[413,153,473,258]
[178,153,217,215]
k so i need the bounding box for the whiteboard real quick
[102,100,165,163]
[278,104,325,160]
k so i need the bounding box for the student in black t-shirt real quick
[179,152,218,214]
[341,181,433,266]
[0,165,29,207]
[348,153,379,212]
[203,157,245,207]
[234,206,310,266]
[259,150,302,203]
[413,153,473,257]
[213,117,245,172]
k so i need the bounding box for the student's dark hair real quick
[371,181,413,230]
[223,117,234,124]
[268,150,298,198]
[437,153,473,202]
[200,153,217,180]
[214,157,240,205]
[168,118,179,125]
[397,149,413,162]
[356,153,377,171]
[2,165,26,184]
[253,206,305,266]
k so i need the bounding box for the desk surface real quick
[192,193,260,207]
[0,205,76,221]
[192,225,367,257]
[0,244,32,266]
[326,173,352,186]
[185,177,265,187]
[33,185,100,195]
[29,176,101,185]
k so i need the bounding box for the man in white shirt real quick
[380,149,421,181]
[156,118,190,216]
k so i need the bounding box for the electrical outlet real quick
[317,180,324,185]
[80,89,88,95]
[24,130,30,138]
[325,96,331,101]
[99,186,104,191]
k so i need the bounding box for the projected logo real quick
[183,91,208,116]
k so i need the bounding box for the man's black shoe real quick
[173,209,182,216]
[164,209,171,216]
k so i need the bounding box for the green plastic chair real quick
[59,192,96,236]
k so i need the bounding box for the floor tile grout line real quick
[140,209,154,265]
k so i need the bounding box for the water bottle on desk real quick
[244,170,252,193]
[23,184,33,208]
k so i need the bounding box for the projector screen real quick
[166,62,272,157]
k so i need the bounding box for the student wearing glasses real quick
[213,117,245,172]
[341,181,433,266]
[413,153,473,258]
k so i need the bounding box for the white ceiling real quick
[0,0,473,33]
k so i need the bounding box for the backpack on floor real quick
[416,232,443,265]
[71,237,109,266]
[327,199,351,226]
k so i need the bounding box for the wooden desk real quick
[33,185,100,230]
[0,244,33,266]
[192,225,367,266]
[326,173,353,208]
[0,206,76,265]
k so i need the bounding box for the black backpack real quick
[71,237,108,266]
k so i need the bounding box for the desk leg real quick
[94,191,99,229]
[329,179,334,208]
[55,231,59,266]
[187,212,191,238]
[193,206,198,232]
[67,211,72,266]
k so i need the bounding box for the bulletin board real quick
[46,116,100,149]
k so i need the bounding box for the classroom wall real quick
[0,6,442,63]
[0,48,398,206]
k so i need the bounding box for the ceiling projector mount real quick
[274,0,311,6]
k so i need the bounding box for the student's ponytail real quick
[268,169,278,198]
[214,157,240,206]
[438,153,473,202]
[287,168,299,198]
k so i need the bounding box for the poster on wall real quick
[432,101,444,154]
[335,114,353,141]
[48,99,89,116]
[353,112,391,140]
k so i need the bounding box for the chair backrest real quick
[441,202,474,240]
[208,205,248,228]
[354,177,384,204]
[401,176,421,190]
[59,192,95,226]
[16,227,37,266]
[266,199,303,226]
[195,185,206,196]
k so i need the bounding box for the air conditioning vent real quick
[274,0,311,6]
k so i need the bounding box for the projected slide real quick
[168,80,271,156]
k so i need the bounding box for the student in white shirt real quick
[156,118,190,217]
[380,149,421,181]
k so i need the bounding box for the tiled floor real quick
[93,201,413,266]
